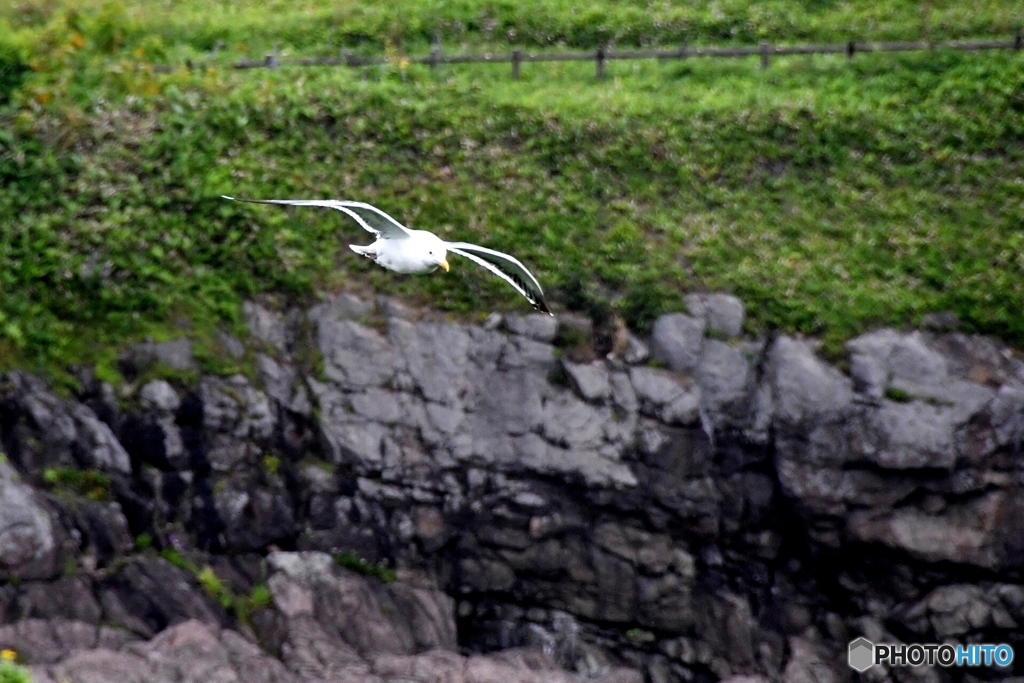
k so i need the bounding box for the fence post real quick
[922,1,931,45]
[265,44,280,68]
[596,45,606,79]
[1016,31,1022,51]
[760,40,770,68]
[512,49,522,79]
[429,44,440,69]
[678,43,688,60]
[847,40,856,59]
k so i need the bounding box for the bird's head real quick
[425,238,449,272]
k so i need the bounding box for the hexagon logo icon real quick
[849,637,874,672]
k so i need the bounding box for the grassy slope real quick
[1,1,1023,379]
[5,0,1020,54]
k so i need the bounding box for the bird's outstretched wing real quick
[222,196,411,239]
[445,242,551,314]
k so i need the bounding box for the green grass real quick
[334,550,398,582]
[0,2,1023,378]
[884,386,913,403]
[157,548,273,623]
[43,467,112,501]
[3,0,1020,60]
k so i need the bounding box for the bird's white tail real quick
[349,244,376,260]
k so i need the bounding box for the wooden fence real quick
[169,33,1024,78]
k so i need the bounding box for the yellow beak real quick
[439,259,450,272]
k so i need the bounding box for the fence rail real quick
[165,33,1024,78]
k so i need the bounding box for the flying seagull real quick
[222,196,551,314]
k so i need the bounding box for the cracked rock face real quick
[0,459,58,580]
[2,293,1024,683]
[23,552,640,683]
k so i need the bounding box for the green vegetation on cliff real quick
[1,1,1023,376]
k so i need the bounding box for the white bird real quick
[222,196,551,313]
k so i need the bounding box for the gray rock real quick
[692,592,756,669]
[317,319,398,389]
[696,339,751,421]
[514,434,638,488]
[609,371,638,413]
[377,295,414,320]
[847,329,954,400]
[505,314,558,343]
[268,551,456,658]
[136,379,187,469]
[782,636,841,683]
[907,584,1018,639]
[0,459,57,579]
[542,393,607,449]
[99,558,227,637]
[650,313,705,373]
[629,367,701,426]
[685,293,745,339]
[458,557,517,592]
[889,332,949,383]
[389,320,471,406]
[622,332,649,365]
[139,380,180,413]
[990,385,1024,447]
[199,377,274,472]
[847,490,1009,568]
[314,390,388,468]
[69,500,135,566]
[153,338,196,371]
[594,523,675,574]
[217,330,246,359]
[934,332,1020,385]
[257,353,296,408]
[308,293,375,324]
[18,577,103,624]
[482,312,503,331]
[351,388,402,424]
[0,374,124,474]
[590,549,636,622]
[29,620,291,683]
[563,361,612,403]
[864,401,957,469]
[769,337,853,425]
[69,403,132,473]
[0,619,138,666]
[244,301,289,353]
[372,646,612,683]
[201,375,274,442]
[501,335,557,371]
[466,368,545,437]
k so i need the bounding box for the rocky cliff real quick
[0,292,1022,683]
